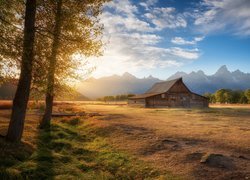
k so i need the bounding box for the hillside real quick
[0,80,89,101]
[77,65,250,99]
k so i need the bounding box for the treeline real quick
[97,94,135,101]
[204,89,250,104]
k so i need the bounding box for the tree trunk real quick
[6,0,36,142]
[39,0,63,129]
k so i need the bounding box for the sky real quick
[87,0,250,79]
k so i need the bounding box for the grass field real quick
[0,101,249,179]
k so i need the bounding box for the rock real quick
[200,153,235,169]
[238,155,248,159]
[162,139,177,144]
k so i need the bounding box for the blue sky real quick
[89,0,250,79]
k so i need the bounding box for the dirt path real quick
[80,105,250,180]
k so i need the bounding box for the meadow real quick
[0,101,249,179]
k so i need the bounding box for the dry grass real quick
[0,102,178,179]
[74,104,250,180]
[0,101,249,179]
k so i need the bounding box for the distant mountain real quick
[77,66,250,99]
[77,73,161,99]
[168,65,250,94]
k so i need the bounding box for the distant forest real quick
[97,94,135,101]
[204,89,250,104]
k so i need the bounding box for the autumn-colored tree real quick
[38,0,109,128]
[5,0,37,142]
[0,1,23,80]
[0,0,109,139]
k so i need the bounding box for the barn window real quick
[161,94,165,98]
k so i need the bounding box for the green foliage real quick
[204,93,216,103]
[245,89,250,103]
[205,89,249,104]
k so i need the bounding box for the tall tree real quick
[39,0,109,128]
[6,0,37,142]
[39,0,63,128]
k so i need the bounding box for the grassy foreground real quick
[0,116,177,180]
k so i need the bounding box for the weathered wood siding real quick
[146,93,191,108]
[190,93,209,108]
[146,93,208,108]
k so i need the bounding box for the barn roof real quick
[128,93,160,99]
[146,78,181,94]
[129,78,183,99]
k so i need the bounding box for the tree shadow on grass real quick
[0,136,34,179]
[33,128,55,179]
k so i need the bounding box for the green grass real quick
[0,117,178,180]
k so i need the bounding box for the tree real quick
[245,89,250,103]
[223,89,233,103]
[204,93,216,103]
[239,92,248,104]
[39,0,63,128]
[6,0,37,142]
[39,0,109,128]
[215,89,226,103]
[0,1,23,81]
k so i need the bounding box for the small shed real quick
[128,78,208,108]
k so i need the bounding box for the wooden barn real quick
[128,78,208,108]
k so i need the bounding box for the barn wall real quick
[128,99,146,107]
[146,93,191,108]
[190,93,209,108]
[146,92,208,108]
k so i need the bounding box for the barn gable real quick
[146,78,181,94]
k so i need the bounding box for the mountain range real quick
[77,65,250,99]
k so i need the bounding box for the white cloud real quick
[167,47,200,60]
[106,0,138,16]
[86,0,201,77]
[194,0,250,36]
[101,12,154,33]
[171,36,204,45]
[139,0,158,10]
[145,7,187,30]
